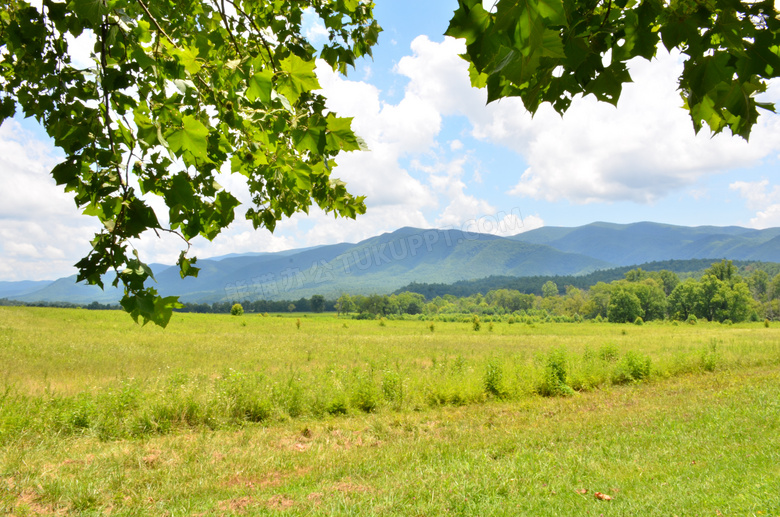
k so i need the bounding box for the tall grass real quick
[2,307,780,441]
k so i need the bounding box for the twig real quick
[225,0,277,71]
[214,0,243,58]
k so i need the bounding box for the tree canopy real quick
[0,0,380,326]
[446,0,780,139]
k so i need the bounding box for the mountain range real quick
[2,221,779,304]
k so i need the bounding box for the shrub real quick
[686,314,698,325]
[537,348,573,397]
[230,303,244,316]
[598,343,619,362]
[766,319,771,328]
[351,372,378,413]
[483,357,506,398]
[326,396,348,416]
[701,340,720,372]
[612,351,651,384]
[428,322,435,332]
[624,351,651,380]
[472,315,481,331]
[634,316,644,325]
[381,370,403,405]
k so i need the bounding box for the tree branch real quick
[135,0,177,49]
[213,0,243,58]
[225,0,277,71]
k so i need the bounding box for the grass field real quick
[1,307,779,515]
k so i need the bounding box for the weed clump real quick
[351,370,379,413]
[472,315,481,331]
[483,357,506,398]
[599,343,619,362]
[537,348,573,397]
[701,340,720,372]
[382,370,403,407]
[612,351,652,384]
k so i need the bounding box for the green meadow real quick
[1,306,779,515]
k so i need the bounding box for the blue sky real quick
[1,0,779,281]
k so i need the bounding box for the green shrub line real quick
[3,341,778,443]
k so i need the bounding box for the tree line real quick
[5,260,779,323]
[336,260,780,323]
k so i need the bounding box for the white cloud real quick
[511,214,544,234]
[0,121,101,280]
[477,50,780,204]
[751,205,780,228]
[729,180,780,228]
[390,39,780,205]
[730,180,780,210]
[302,8,329,45]
[64,30,96,70]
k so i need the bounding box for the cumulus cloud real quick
[730,180,780,228]
[0,121,101,280]
[387,37,780,205]
[473,50,780,204]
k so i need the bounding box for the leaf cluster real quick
[447,0,780,138]
[0,0,380,325]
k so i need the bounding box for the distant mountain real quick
[0,280,54,299]
[12,227,609,304]
[510,222,780,265]
[8,222,779,305]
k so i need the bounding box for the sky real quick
[2,0,780,282]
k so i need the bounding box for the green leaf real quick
[177,252,199,279]
[246,69,273,104]
[67,0,109,25]
[167,115,210,162]
[584,63,632,105]
[172,46,202,75]
[120,290,182,327]
[445,2,491,45]
[277,55,320,104]
[0,97,16,123]
[325,115,359,152]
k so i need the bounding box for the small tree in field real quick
[310,295,326,313]
[607,287,643,323]
[230,303,244,316]
[542,281,559,298]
